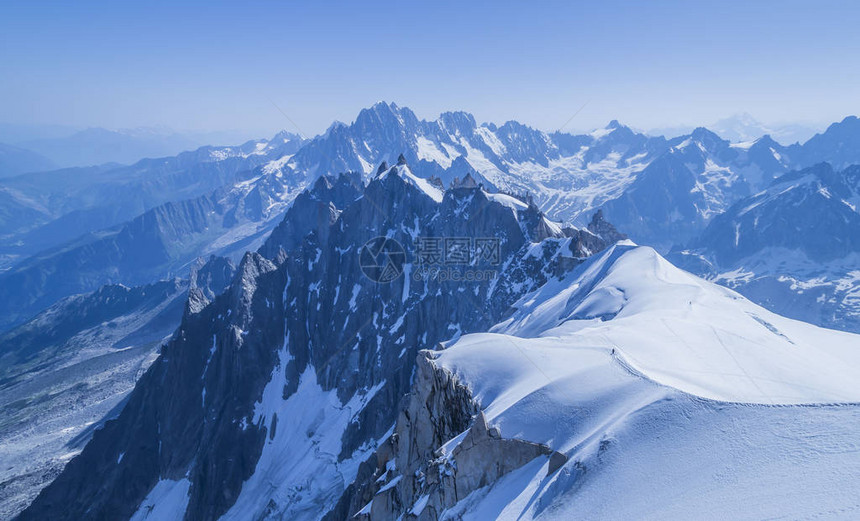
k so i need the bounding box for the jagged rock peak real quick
[397,153,407,166]
[228,251,278,318]
[352,102,419,136]
[190,255,236,299]
[428,175,444,189]
[690,126,724,143]
[269,129,301,143]
[185,287,210,315]
[754,134,778,146]
[588,209,627,242]
[376,161,388,175]
[452,172,478,189]
[438,111,478,133]
[185,255,238,315]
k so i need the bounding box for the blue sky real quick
[1,0,858,137]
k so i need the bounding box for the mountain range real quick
[671,162,860,332]
[649,113,822,145]
[4,103,860,334]
[0,144,55,179]
[13,159,860,521]
[707,112,820,144]
[2,103,860,519]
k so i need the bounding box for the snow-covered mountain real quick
[353,242,860,520]
[672,162,860,333]
[5,105,860,520]
[16,158,860,520]
[5,104,860,333]
[17,160,624,520]
[600,115,860,250]
[275,102,668,227]
[257,103,858,253]
[599,128,793,250]
[249,102,831,253]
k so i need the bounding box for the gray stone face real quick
[20,161,620,521]
[350,352,565,521]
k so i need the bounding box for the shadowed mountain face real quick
[599,116,860,251]
[793,116,860,170]
[693,163,860,265]
[0,256,236,519]
[0,168,306,330]
[18,163,624,521]
[671,163,860,332]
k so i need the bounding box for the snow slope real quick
[438,395,860,521]
[429,243,860,520]
[476,242,860,405]
[218,346,386,521]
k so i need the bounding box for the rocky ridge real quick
[19,159,624,520]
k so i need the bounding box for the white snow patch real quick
[389,164,444,203]
[223,344,385,521]
[129,478,191,521]
[416,136,455,168]
[485,192,528,211]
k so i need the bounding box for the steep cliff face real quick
[20,161,623,521]
[345,352,565,521]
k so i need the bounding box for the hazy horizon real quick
[2,1,857,139]
[0,106,841,145]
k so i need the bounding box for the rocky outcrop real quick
[349,352,566,521]
[186,255,237,314]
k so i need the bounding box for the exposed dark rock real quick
[20,168,625,521]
